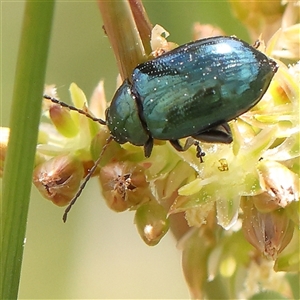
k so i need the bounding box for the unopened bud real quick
[89,81,107,121]
[134,201,169,246]
[242,197,294,260]
[181,228,213,299]
[49,104,79,138]
[257,160,299,209]
[192,22,225,40]
[33,154,84,206]
[252,192,283,213]
[150,25,178,58]
[91,130,123,167]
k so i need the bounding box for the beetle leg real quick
[170,139,185,152]
[253,40,260,49]
[169,138,193,151]
[192,122,233,144]
[169,123,232,163]
[169,138,205,163]
[144,137,154,158]
[194,141,205,163]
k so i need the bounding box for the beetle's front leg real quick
[169,138,205,163]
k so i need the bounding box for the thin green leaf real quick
[1,1,55,299]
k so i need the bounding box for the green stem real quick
[98,0,152,80]
[1,2,55,299]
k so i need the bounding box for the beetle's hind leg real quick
[192,122,232,144]
[169,123,232,163]
[169,138,205,163]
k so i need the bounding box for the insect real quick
[44,36,278,221]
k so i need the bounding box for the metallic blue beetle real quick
[43,35,278,221]
[106,36,278,157]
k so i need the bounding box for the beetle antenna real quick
[43,94,106,125]
[62,135,114,222]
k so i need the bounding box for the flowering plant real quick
[1,1,299,299]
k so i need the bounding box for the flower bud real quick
[274,222,299,272]
[69,82,100,138]
[99,161,150,212]
[252,192,283,213]
[89,81,107,121]
[192,22,225,40]
[134,201,169,246]
[181,228,213,299]
[49,104,79,138]
[257,160,299,209]
[43,84,79,138]
[242,197,294,260]
[150,24,178,57]
[90,130,123,167]
[33,154,84,206]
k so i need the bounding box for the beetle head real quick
[106,79,149,147]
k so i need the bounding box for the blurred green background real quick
[2,1,247,298]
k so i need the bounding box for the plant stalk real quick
[1,2,55,299]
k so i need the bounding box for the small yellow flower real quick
[31,82,106,208]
